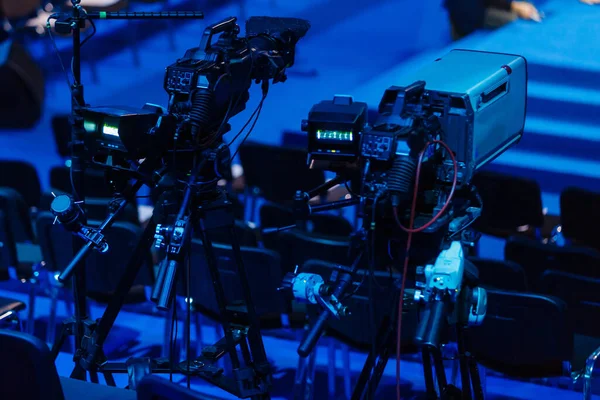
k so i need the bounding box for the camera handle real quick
[198,17,238,52]
[295,249,364,358]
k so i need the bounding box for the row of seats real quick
[1,152,599,397]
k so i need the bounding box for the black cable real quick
[80,18,96,48]
[344,180,361,198]
[209,48,255,148]
[46,16,73,97]
[227,93,266,148]
[341,273,366,300]
[230,98,265,161]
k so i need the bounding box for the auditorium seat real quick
[260,201,354,237]
[504,235,600,291]
[238,142,325,204]
[0,160,42,209]
[467,257,528,292]
[560,187,600,251]
[263,228,351,276]
[0,329,135,400]
[470,289,573,379]
[472,171,544,239]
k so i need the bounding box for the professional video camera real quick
[48,11,309,399]
[282,49,527,399]
[81,16,309,178]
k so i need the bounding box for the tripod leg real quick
[228,227,269,368]
[72,237,89,350]
[198,229,241,369]
[342,343,352,399]
[293,354,307,400]
[431,347,448,394]
[96,219,157,337]
[469,358,484,400]
[457,326,473,400]
[104,372,116,387]
[422,348,437,398]
[305,346,317,400]
[89,370,99,384]
[185,253,192,389]
[459,326,484,400]
[47,290,58,346]
[352,346,378,399]
[368,348,391,399]
[327,340,336,399]
[81,220,158,371]
[51,323,69,360]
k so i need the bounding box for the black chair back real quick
[51,115,71,158]
[193,220,260,248]
[49,166,114,198]
[35,212,153,294]
[186,240,284,318]
[302,259,416,350]
[263,229,351,275]
[0,187,35,243]
[39,192,139,226]
[505,235,600,290]
[539,270,600,338]
[238,142,325,204]
[260,202,354,237]
[0,329,65,400]
[468,257,528,291]
[470,289,572,378]
[472,171,544,235]
[0,210,18,279]
[0,160,41,208]
[560,187,600,251]
[281,131,307,148]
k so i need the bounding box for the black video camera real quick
[82,16,310,176]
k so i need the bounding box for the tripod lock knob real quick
[154,224,171,249]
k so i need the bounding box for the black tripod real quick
[51,155,272,398]
[46,0,205,383]
[351,308,484,400]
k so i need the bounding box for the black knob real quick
[280,272,296,291]
[51,195,83,232]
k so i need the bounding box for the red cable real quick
[395,140,458,400]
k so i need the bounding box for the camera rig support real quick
[46,0,206,383]
[276,177,487,400]
[47,4,310,399]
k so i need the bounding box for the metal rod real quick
[309,198,359,213]
[87,11,204,20]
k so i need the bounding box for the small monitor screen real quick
[102,124,119,137]
[316,130,353,142]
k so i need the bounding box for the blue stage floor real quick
[0,286,593,399]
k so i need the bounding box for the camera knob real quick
[51,195,83,231]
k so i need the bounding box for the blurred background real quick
[1,0,600,399]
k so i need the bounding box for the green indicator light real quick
[100,11,107,19]
[102,124,119,137]
[83,120,97,132]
